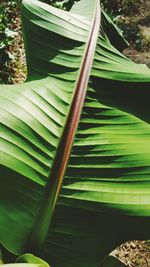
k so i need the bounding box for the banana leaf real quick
[1,253,50,267]
[0,0,150,267]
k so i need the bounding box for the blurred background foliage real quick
[0,0,150,84]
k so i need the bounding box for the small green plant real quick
[40,0,77,10]
[0,1,19,83]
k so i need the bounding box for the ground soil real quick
[119,0,150,68]
[111,240,150,267]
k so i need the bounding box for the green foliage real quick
[0,1,21,83]
[0,2,15,82]
[0,0,150,267]
[1,253,50,267]
[16,253,50,267]
[40,0,78,10]
[40,0,66,9]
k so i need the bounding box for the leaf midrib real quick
[27,0,100,254]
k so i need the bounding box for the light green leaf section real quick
[16,253,50,267]
[1,265,39,267]
[92,34,150,81]
[43,29,150,267]
[0,0,97,256]
[0,1,150,267]
[1,253,50,267]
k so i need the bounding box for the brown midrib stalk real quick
[28,0,100,254]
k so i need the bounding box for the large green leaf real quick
[16,253,50,267]
[1,253,50,267]
[0,0,150,267]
